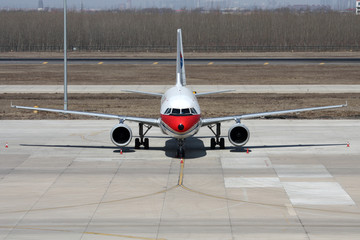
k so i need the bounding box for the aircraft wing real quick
[11,105,160,126]
[201,103,347,126]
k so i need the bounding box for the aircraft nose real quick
[178,124,184,131]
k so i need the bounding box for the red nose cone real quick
[161,115,200,133]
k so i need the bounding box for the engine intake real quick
[228,124,250,147]
[110,124,132,147]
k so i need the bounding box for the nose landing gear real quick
[176,139,185,158]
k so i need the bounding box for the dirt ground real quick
[1,52,359,120]
[1,93,357,120]
[1,64,360,85]
[2,51,360,59]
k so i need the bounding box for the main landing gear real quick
[135,123,152,149]
[208,123,225,149]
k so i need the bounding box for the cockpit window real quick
[167,108,197,116]
[181,108,190,115]
[164,108,171,114]
[171,108,180,115]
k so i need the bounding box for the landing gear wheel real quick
[177,148,185,158]
[144,138,149,149]
[210,138,216,149]
[135,138,140,149]
[219,138,225,149]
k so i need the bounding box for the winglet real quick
[345,101,348,107]
[176,29,186,87]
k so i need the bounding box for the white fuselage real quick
[159,85,201,139]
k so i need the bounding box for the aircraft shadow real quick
[164,137,207,159]
[229,143,347,153]
[20,142,345,158]
[20,137,207,159]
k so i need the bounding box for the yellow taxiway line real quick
[178,158,184,186]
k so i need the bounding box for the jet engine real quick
[110,124,132,147]
[228,124,250,147]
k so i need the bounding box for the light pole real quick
[64,0,68,110]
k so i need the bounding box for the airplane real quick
[12,29,347,158]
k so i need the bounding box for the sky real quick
[0,0,325,10]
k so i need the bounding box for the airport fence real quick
[1,45,360,52]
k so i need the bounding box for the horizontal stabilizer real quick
[122,89,163,97]
[195,90,234,96]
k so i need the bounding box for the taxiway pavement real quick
[0,120,359,240]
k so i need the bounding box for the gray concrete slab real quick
[2,84,360,94]
[0,120,359,240]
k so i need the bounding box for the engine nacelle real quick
[228,124,250,147]
[110,124,132,147]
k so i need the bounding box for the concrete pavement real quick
[0,120,359,239]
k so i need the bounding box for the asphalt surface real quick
[1,57,360,65]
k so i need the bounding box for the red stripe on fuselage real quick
[161,114,201,134]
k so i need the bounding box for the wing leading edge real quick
[201,103,347,126]
[11,104,159,126]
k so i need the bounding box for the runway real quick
[1,57,360,65]
[0,120,359,239]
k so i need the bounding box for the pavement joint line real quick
[0,185,179,215]
[2,156,72,239]
[80,157,123,240]
[0,226,165,240]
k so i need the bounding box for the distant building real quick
[38,0,44,11]
[357,0,360,14]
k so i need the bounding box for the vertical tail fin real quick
[176,29,186,87]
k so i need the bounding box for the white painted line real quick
[221,157,272,169]
[225,177,282,188]
[282,182,355,205]
[274,165,332,178]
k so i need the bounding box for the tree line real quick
[1,10,360,52]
